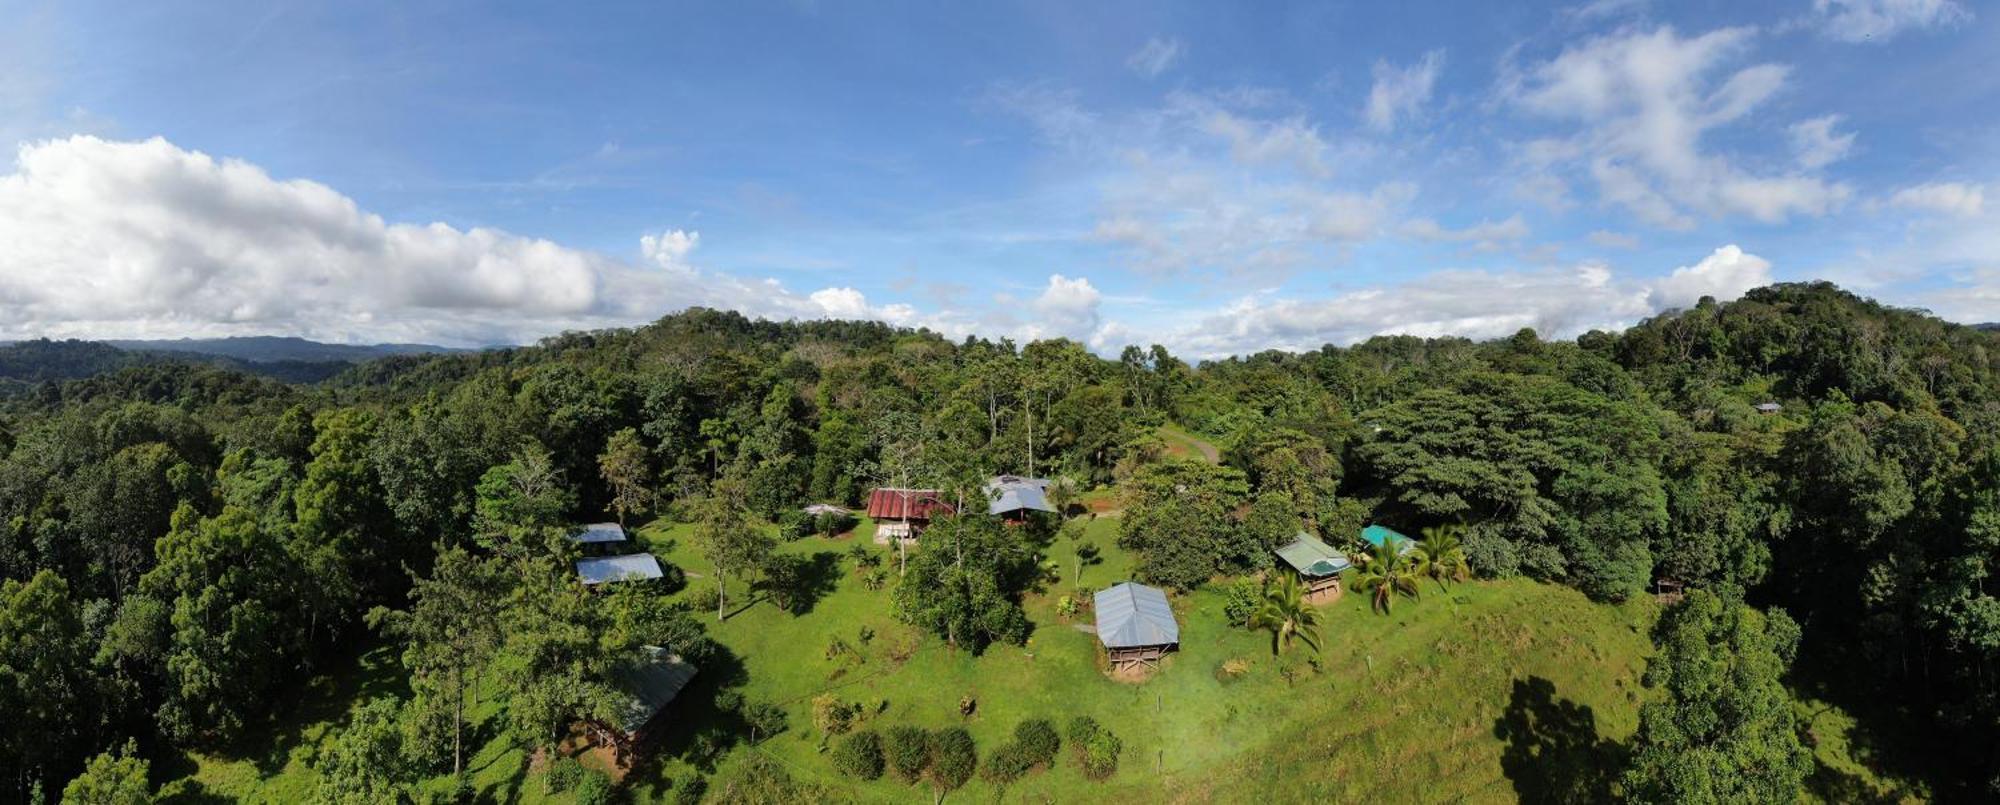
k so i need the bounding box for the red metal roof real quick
[865,488,953,520]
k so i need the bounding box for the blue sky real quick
[1,0,1994,354]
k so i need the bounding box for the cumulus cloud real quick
[1789,115,1856,170]
[1812,0,1971,42]
[1126,37,1184,78]
[1648,244,1773,310]
[1169,244,1772,357]
[1503,27,1851,228]
[1887,181,1985,217]
[0,136,1114,347]
[1365,50,1445,132]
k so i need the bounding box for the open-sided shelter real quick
[570,522,629,544]
[1274,531,1352,603]
[1094,582,1179,671]
[575,553,665,586]
[1362,523,1416,554]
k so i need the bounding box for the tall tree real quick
[1249,574,1324,656]
[597,427,654,526]
[369,545,507,776]
[1622,590,1810,802]
[691,470,774,621]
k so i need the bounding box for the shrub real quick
[811,693,856,737]
[847,543,881,570]
[1066,716,1122,781]
[740,700,787,741]
[777,509,814,540]
[1221,578,1261,627]
[1055,595,1078,619]
[979,742,1034,785]
[928,728,977,793]
[1080,729,1122,781]
[885,725,930,783]
[1215,657,1252,683]
[572,768,615,805]
[543,756,586,793]
[816,511,856,536]
[1014,718,1060,767]
[831,730,885,780]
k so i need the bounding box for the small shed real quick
[570,522,630,545]
[576,554,666,586]
[1274,531,1351,603]
[865,488,953,541]
[985,475,1055,519]
[802,503,850,517]
[1094,582,1179,671]
[596,645,698,757]
[1755,402,1783,414]
[1362,524,1416,555]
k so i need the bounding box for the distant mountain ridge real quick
[106,336,468,363]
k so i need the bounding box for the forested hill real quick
[2,281,1998,800]
[0,338,359,390]
[107,335,465,363]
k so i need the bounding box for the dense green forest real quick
[2,281,1996,802]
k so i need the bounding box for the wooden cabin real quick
[1094,582,1179,672]
[589,646,697,764]
[1274,531,1352,604]
[865,487,953,542]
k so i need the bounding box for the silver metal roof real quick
[570,522,630,544]
[576,553,665,585]
[1093,582,1179,649]
[985,475,1055,515]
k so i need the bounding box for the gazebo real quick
[1274,531,1352,603]
[1094,582,1179,672]
[985,475,1055,521]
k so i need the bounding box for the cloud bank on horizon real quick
[0,0,1994,356]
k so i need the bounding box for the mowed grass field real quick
[166,512,1908,803]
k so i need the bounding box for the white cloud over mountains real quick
[0,136,1103,347]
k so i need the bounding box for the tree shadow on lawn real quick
[752,551,843,617]
[1492,676,1625,803]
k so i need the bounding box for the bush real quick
[885,725,930,783]
[928,728,977,793]
[543,756,586,794]
[572,768,615,805]
[815,510,855,536]
[1221,578,1262,627]
[1014,718,1060,767]
[1066,716,1122,781]
[979,742,1034,785]
[811,693,856,737]
[1215,657,1252,683]
[777,509,814,540]
[831,730,885,780]
[740,700,788,741]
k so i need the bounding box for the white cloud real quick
[1126,37,1184,78]
[1789,115,1856,170]
[1168,244,1773,357]
[1365,50,1445,132]
[1400,214,1530,248]
[1588,229,1640,248]
[0,135,1122,347]
[1647,244,1772,310]
[1504,27,1851,227]
[1887,181,1985,217]
[1812,0,1971,42]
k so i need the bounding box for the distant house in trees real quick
[1755,402,1783,414]
[865,487,953,542]
[1274,531,1352,603]
[592,645,698,760]
[570,522,629,545]
[802,503,850,517]
[1094,582,1180,672]
[575,553,666,585]
[985,475,1055,521]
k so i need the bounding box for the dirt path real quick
[1159,424,1220,464]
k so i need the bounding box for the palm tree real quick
[1249,574,1324,656]
[1409,524,1472,592]
[1351,535,1421,614]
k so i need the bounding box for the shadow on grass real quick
[1492,676,1625,803]
[754,551,843,617]
[640,642,754,775]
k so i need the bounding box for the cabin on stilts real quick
[864,487,953,543]
[587,646,698,764]
[1094,582,1179,672]
[1274,531,1352,604]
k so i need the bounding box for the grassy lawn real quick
[1157,424,1220,464]
[165,512,1911,803]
